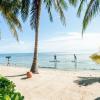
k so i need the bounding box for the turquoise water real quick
[0,53,100,70]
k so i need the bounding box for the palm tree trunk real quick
[30,28,39,74]
[30,0,41,74]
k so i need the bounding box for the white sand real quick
[0,66,100,100]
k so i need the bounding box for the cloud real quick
[0,40,33,53]
[0,32,100,53]
[39,32,100,53]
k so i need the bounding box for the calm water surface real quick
[0,53,100,70]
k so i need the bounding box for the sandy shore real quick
[0,66,100,100]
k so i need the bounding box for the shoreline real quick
[0,66,100,100]
[1,65,100,74]
[1,64,100,71]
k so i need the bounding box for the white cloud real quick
[0,32,100,53]
[39,32,100,53]
[0,40,33,53]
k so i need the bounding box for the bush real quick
[0,76,24,100]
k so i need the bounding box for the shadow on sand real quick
[74,77,100,100]
[95,97,100,100]
[21,77,28,80]
[74,77,100,86]
[5,74,28,80]
[5,74,26,78]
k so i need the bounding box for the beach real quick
[0,66,100,100]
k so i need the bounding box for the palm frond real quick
[68,0,78,6]
[8,12,22,31]
[30,0,41,30]
[53,0,67,26]
[77,0,87,17]
[58,0,68,11]
[11,0,21,15]
[21,0,30,22]
[82,0,100,35]
[43,0,53,21]
[0,0,22,41]
[3,13,19,41]
[43,0,67,25]
[1,3,22,31]
[0,0,2,5]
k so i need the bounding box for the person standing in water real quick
[6,56,11,66]
[74,54,77,70]
[50,54,60,69]
[54,55,57,61]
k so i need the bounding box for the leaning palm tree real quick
[21,0,69,73]
[0,0,22,41]
[77,0,100,36]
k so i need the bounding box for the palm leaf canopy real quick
[30,0,42,31]
[68,0,78,6]
[77,0,100,35]
[21,0,30,22]
[21,0,68,32]
[0,0,22,41]
[43,0,68,26]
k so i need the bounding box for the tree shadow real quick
[5,74,26,78]
[74,77,100,86]
[95,97,100,100]
[5,74,29,80]
[21,77,28,80]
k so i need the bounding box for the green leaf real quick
[3,95,11,100]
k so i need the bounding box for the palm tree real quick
[68,0,100,35]
[0,0,22,41]
[77,0,100,36]
[21,0,68,73]
[29,0,42,73]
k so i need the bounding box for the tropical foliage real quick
[75,0,100,35]
[1,0,99,73]
[0,76,24,100]
[21,0,68,25]
[0,0,22,41]
[0,0,68,73]
[20,0,68,73]
[79,0,100,34]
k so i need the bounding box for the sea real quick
[0,53,100,70]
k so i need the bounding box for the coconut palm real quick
[20,0,100,73]
[21,0,68,73]
[0,0,22,41]
[77,0,100,35]
[68,0,100,35]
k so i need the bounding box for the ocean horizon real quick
[0,52,100,70]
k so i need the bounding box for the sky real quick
[0,2,100,54]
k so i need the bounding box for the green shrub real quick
[0,76,24,100]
